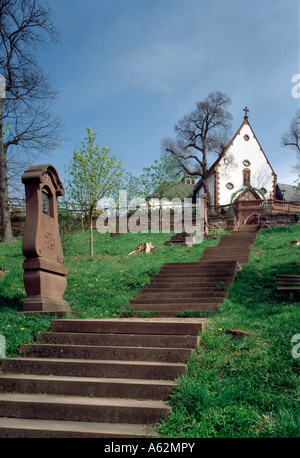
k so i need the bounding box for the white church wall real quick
[217,124,274,206]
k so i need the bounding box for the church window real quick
[244,134,250,141]
[187,179,190,184]
[260,187,267,195]
[243,160,251,167]
[226,182,234,190]
[243,168,251,186]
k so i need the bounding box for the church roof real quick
[193,108,276,194]
[276,183,300,202]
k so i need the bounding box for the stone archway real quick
[245,213,259,225]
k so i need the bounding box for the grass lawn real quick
[0,225,299,437]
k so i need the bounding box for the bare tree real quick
[0,0,64,242]
[162,91,232,206]
[282,109,300,184]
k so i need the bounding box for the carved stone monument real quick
[21,164,70,312]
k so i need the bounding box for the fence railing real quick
[6,197,300,220]
[262,200,300,215]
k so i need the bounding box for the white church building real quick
[194,107,277,209]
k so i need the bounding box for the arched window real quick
[243,168,251,186]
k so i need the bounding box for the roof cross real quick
[243,106,249,119]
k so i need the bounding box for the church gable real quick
[195,108,276,206]
[234,186,263,202]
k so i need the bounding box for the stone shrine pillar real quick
[21,164,70,312]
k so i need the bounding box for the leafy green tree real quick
[65,127,124,256]
[123,154,191,202]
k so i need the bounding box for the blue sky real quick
[36,0,300,187]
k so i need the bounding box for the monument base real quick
[23,297,71,312]
[22,258,70,313]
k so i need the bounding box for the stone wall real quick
[207,216,237,232]
[259,214,299,229]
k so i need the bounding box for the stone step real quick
[132,302,220,312]
[1,358,187,380]
[152,309,218,317]
[0,393,170,425]
[20,343,193,363]
[203,248,251,252]
[36,331,199,348]
[202,253,249,258]
[218,237,256,241]
[0,417,153,438]
[0,373,177,400]
[201,257,249,262]
[50,318,208,335]
[217,242,255,245]
[163,261,237,267]
[133,291,227,299]
[202,255,249,258]
[147,279,232,286]
[152,273,235,279]
[159,267,237,274]
[201,259,249,263]
[143,287,227,293]
[130,297,224,305]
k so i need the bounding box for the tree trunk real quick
[89,206,94,257]
[202,178,214,209]
[0,103,13,242]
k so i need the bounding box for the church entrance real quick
[232,187,264,224]
[245,214,259,225]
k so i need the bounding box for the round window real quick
[244,134,250,141]
[243,160,251,167]
[226,182,234,190]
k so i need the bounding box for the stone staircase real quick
[128,225,258,317]
[0,224,258,437]
[0,318,207,438]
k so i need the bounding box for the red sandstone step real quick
[0,418,153,438]
[133,291,227,298]
[20,343,194,363]
[1,357,186,380]
[36,331,199,348]
[163,261,237,267]
[201,257,249,262]
[21,344,193,362]
[0,373,177,400]
[147,279,232,285]
[203,248,250,252]
[50,318,208,335]
[0,393,170,425]
[158,268,237,275]
[132,302,221,312]
[143,287,227,293]
[152,274,235,279]
[130,297,224,305]
[153,309,218,317]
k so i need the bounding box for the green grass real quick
[0,225,299,437]
[158,225,300,438]
[0,230,222,355]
